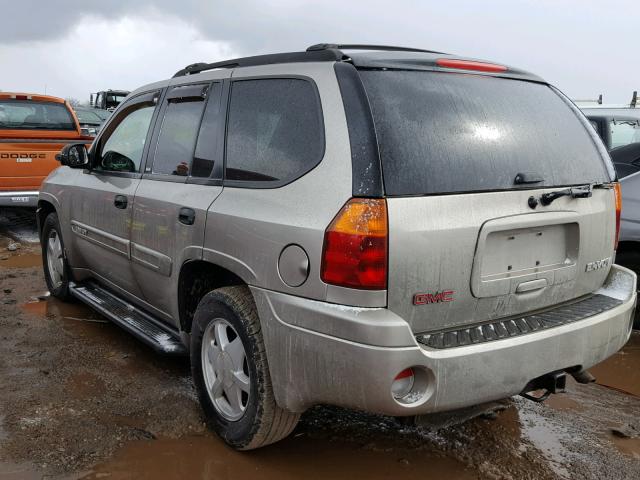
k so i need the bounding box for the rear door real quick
[130,79,227,325]
[358,70,616,334]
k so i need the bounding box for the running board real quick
[69,282,187,356]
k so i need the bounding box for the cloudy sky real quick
[0,0,637,104]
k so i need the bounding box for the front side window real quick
[97,104,155,173]
[0,100,75,131]
[152,98,205,176]
[225,78,324,184]
[610,119,640,149]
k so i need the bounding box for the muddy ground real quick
[0,209,639,480]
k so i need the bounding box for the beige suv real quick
[39,44,636,449]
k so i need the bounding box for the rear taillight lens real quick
[320,198,388,290]
[436,58,507,73]
[614,182,622,249]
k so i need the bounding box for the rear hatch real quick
[0,98,82,190]
[359,69,617,334]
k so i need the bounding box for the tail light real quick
[436,58,507,73]
[320,198,388,290]
[614,182,622,249]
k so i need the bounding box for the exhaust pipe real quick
[567,367,596,384]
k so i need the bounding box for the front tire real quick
[190,286,300,449]
[41,212,73,301]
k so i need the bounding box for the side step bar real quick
[70,282,187,356]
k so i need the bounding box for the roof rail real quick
[173,49,346,78]
[306,43,446,55]
[573,94,603,106]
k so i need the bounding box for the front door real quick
[130,80,227,325]
[69,90,161,298]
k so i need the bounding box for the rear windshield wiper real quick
[540,185,592,206]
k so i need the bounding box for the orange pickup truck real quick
[0,92,91,207]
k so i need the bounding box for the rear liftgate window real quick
[359,71,612,195]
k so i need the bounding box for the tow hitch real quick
[520,371,567,403]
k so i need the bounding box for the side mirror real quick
[56,143,89,169]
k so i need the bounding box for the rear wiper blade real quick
[540,185,592,206]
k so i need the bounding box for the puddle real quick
[77,433,476,480]
[0,252,42,269]
[518,404,571,479]
[544,393,583,412]
[0,461,42,480]
[590,331,640,397]
[22,296,104,323]
[609,434,640,459]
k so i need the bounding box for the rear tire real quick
[41,212,73,301]
[190,286,300,449]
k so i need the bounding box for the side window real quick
[610,120,640,149]
[192,82,222,178]
[151,87,207,176]
[98,102,156,173]
[225,78,324,184]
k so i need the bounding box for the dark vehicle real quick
[90,90,130,111]
[585,113,640,151]
[609,142,640,179]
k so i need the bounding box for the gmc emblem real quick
[413,290,455,305]
[585,257,610,272]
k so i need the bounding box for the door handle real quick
[178,207,196,225]
[114,195,128,209]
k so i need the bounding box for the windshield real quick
[94,109,111,121]
[359,70,612,195]
[0,100,76,131]
[74,108,103,124]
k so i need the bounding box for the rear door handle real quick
[178,207,196,225]
[114,195,128,209]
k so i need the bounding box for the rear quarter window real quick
[225,78,324,186]
[359,71,612,195]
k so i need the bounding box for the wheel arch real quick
[36,199,57,238]
[178,260,248,333]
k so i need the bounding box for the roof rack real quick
[173,43,448,78]
[306,43,446,55]
[173,49,346,78]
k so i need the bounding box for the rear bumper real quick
[253,264,637,416]
[0,190,38,207]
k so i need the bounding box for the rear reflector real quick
[436,58,508,73]
[321,198,388,290]
[614,182,622,249]
[391,368,415,399]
